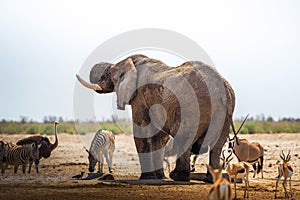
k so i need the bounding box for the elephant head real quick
[76,58,137,110]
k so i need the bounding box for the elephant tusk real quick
[76,74,102,91]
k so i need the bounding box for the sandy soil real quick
[0,132,299,199]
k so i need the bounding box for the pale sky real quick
[0,0,300,121]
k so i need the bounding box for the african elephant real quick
[76,54,235,182]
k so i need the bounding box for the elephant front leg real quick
[132,105,168,180]
[152,147,165,179]
[134,137,156,179]
[151,131,169,179]
[146,151,165,179]
[170,150,191,181]
[134,135,166,179]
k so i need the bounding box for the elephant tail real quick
[230,117,236,135]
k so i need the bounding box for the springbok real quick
[275,150,293,198]
[221,150,250,199]
[228,115,264,178]
[206,164,232,200]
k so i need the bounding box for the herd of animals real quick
[0,55,295,199]
[163,116,294,199]
[0,119,295,199]
[0,121,59,174]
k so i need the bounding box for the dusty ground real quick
[0,132,299,199]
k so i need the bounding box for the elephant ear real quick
[110,58,137,110]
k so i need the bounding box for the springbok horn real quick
[282,150,286,160]
[287,150,291,157]
[221,149,226,160]
[226,150,233,162]
[287,150,291,161]
[280,152,285,161]
[76,74,102,91]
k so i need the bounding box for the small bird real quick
[72,172,84,180]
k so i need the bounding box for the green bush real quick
[0,122,23,134]
[41,124,54,135]
[57,123,75,134]
[99,123,121,134]
[239,126,249,134]
[25,124,40,134]
[244,123,256,134]
[99,121,132,134]
[262,122,271,133]
[292,123,300,132]
[75,123,99,135]
[0,120,300,135]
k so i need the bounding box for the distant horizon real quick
[1,113,299,123]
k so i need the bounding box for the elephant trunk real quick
[76,74,102,91]
[50,122,59,151]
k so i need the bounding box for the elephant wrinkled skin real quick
[76,54,235,182]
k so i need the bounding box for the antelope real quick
[275,150,293,198]
[221,150,250,199]
[206,164,232,200]
[228,114,264,179]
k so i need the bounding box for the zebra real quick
[85,129,115,173]
[0,141,9,174]
[3,143,41,174]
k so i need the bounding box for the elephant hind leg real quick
[154,168,165,179]
[207,115,231,182]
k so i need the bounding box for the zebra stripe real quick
[88,129,115,173]
[4,143,40,174]
[0,141,9,174]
